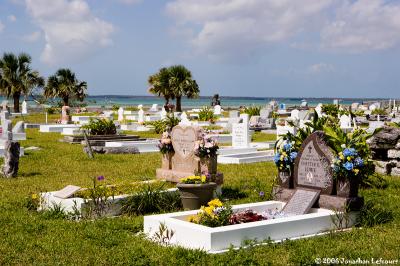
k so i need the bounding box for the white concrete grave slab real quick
[54,185,81,199]
[39,124,80,133]
[218,150,274,164]
[144,200,357,253]
[105,139,159,153]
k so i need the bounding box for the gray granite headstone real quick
[294,131,335,195]
[282,188,320,215]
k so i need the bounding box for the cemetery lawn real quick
[0,129,399,265]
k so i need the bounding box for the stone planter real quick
[199,155,217,174]
[336,176,360,198]
[161,152,174,170]
[277,169,294,189]
[177,182,217,210]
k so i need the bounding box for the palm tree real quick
[0,52,44,112]
[148,67,174,107]
[168,65,199,112]
[148,65,199,112]
[44,68,87,106]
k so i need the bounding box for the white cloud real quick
[26,0,114,65]
[307,63,335,74]
[22,31,41,42]
[166,0,333,61]
[321,0,400,52]
[7,15,17,22]
[0,21,4,32]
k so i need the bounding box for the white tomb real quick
[22,100,28,114]
[149,104,158,112]
[339,114,352,132]
[138,109,144,124]
[118,107,124,122]
[214,105,222,115]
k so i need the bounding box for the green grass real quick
[252,132,276,142]
[0,118,399,264]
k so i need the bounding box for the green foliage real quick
[361,173,389,189]
[356,200,394,227]
[40,203,69,220]
[81,118,117,135]
[125,106,139,111]
[44,68,87,106]
[371,108,387,115]
[45,106,59,114]
[322,104,349,117]
[243,106,261,116]
[149,114,180,134]
[390,122,400,128]
[198,106,215,121]
[111,104,120,111]
[120,183,182,215]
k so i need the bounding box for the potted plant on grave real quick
[325,127,374,197]
[273,139,298,188]
[176,175,217,210]
[194,133,219,176]
[158,131,174,170]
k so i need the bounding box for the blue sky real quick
[0,0,400,98]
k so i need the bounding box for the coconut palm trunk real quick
[13,92,21,113]
[176,96,182,112]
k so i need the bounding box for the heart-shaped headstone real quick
[171,126,197,159]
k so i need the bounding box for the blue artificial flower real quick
[290,152,298,160]
[354,157,364,167]
[343,161,354,171]
[349,148,357,156]
[343,148,352,157]
[283,142,292,152]
[273,153,281,163]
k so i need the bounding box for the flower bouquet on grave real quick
[331,145,365,197]
[188,199,232,227]
[177,175,217,210]
[195,133,219,174]
[158,132,174,169]
[273,140,298,188]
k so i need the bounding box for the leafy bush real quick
[149,115,180,134]
[125,106,139,111]
[112,104,120,111]
[371,108,387,115]
[361,173,389,189]
[45,106,59,114]
[120,183,182,215]
[243,106,261,116]
[82,118,117,135]
[198,106,215,121]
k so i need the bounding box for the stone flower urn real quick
[277,168,294,189]
[177,182,217,210]
[161,152,174,170]
[199,155,217,175]
[336,176,360,198]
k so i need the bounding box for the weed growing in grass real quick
[121,183,182,215]
[356,200,394,227]
[151,222,175,246]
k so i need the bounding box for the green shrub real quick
[120,183,182,215]
[198,106,215,121]
[371,108,387,115]
[112,104,120,111]
[82,118,117,135]
[125,106,139,111]
[243,106,261,116]
[148,115,180,134]
[45,106,59,114]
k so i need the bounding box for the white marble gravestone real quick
[117,107,124,122]
[138,109,144,123]
[179,112,191,126]
[21,100,28,114]
[339,114,352,129]
[160,107,167,119]
[214,105,222,115]
[232,114,250,148]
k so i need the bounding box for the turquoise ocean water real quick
[82,95,388,108]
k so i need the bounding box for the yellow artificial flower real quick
[204,206,214,216]
[353,169,360,175]
[347,156,352,161]
[188,215,199,223]
[208,198,223,208]
[201,175,207,183]
[31,194,38,200]
[339,154,345,160]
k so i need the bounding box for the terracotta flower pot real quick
[199,155,217,174]
[161,152,173,170]
[177,182,217,210]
